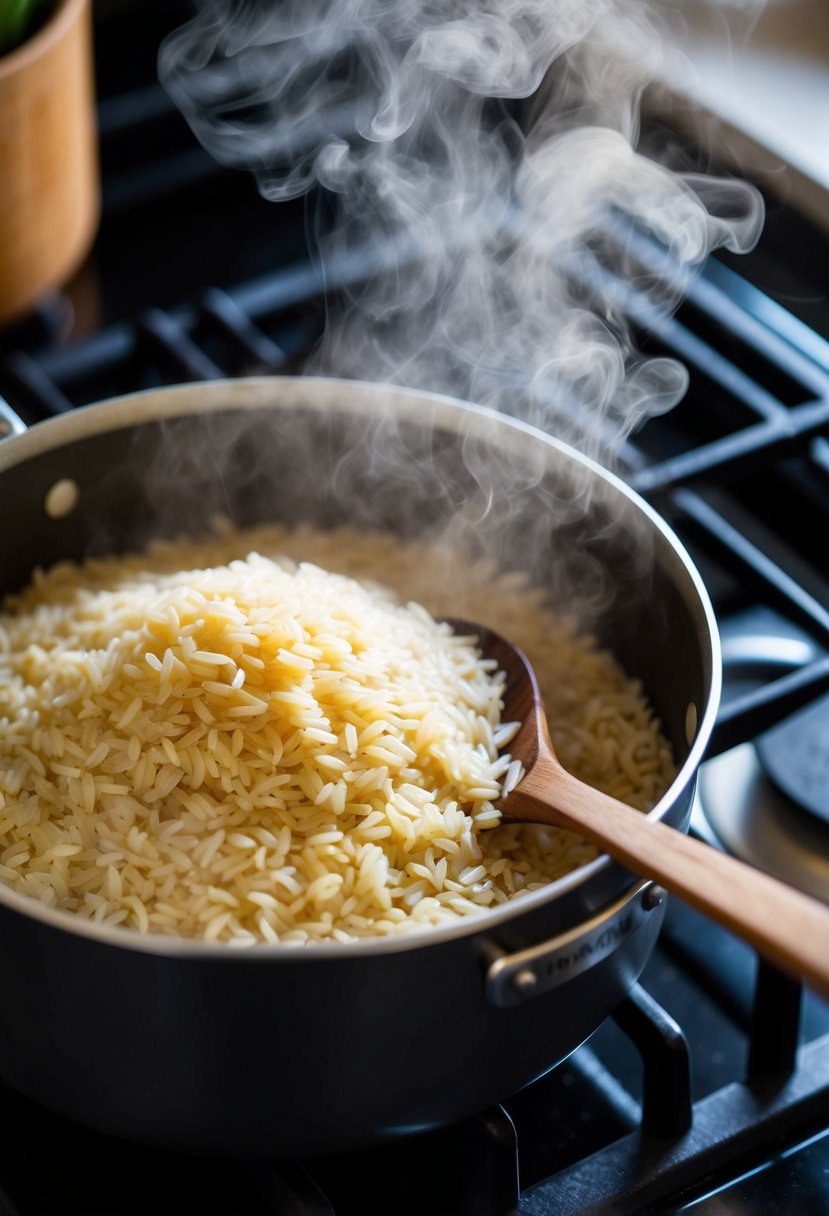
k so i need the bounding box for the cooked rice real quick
[0,525,675,944]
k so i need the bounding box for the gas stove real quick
[0,3,828,1213]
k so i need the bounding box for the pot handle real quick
[0,394,26,439]
[484,879,664,1007]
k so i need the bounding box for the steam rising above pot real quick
[160,0,764,465]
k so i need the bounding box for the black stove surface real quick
[1,4,829,1214]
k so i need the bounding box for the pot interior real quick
[0,385,714,766]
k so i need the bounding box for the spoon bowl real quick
[447,618,829,1000]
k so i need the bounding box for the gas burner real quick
[757,694,829,827]
[696,616,829,902]
[698,742,829,904]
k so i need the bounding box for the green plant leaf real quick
[0,0,51,57]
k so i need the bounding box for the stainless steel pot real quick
[0,377,720,1155]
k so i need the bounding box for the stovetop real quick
[1,3,829,1213]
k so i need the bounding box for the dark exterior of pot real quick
[0,378,718,1153]
[0,877,668,1155]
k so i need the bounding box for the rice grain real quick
[0,525,675,945]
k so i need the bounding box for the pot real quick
[0,377,720,1155]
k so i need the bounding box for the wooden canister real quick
[0,0,99,326]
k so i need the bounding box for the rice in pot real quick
[0,526,675,944]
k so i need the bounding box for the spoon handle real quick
[513,754,829,1000]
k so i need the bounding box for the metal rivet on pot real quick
[642,884,666,911]
[44,478,80,519]
[513,968,538,993]
[685,702,698,746]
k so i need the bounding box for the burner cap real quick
[698,744,829,904]
[756,694,829,827]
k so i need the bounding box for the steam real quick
[160,0,764,465]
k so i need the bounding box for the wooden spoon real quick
[450,618,829,1001]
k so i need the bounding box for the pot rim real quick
[0,376,722,958]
